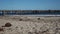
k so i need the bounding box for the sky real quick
[0,0,60,10]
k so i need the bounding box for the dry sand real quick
[0,15,60,34]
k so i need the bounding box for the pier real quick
[0,10,60,16]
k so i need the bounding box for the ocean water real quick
[0,11,60,16]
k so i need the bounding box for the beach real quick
[0,15,60,34]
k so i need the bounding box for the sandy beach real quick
[0,15,60,34]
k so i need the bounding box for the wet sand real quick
[0,15,60,34]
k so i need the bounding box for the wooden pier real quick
[0,10,60,16]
